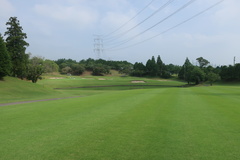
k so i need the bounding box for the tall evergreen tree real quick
[156,55,163,77]
[178,58,194,84]
[0,33,11,79]
[4,17,29,79]
[146,56,157,76]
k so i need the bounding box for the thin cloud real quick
[0,0,14,18]
[0,0,15,31]
[34,2,98,30]
[214,0,240,27]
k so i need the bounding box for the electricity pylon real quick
[93,35,103,59]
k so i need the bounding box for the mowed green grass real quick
[0,76,184,103]
[38,76,184,89]
[1,83,240,160]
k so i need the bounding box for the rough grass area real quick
[1,82,240,160]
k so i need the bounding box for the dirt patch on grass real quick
[98,78,106,80]
[131,81,146,83]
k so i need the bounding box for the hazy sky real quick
[0,0,239,65]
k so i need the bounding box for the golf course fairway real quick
[0,81,240,160]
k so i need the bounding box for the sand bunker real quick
[49,77,65,79]
[158,80,170,81]
[131,81,146,83]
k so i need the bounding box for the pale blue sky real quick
[0,0,239,65]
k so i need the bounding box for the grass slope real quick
[0,77,58,103]
[0,77,87,104]
[1,85,240,160]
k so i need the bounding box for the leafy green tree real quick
[131,62,146,77]
[84,58,95,71]
[220,64,240,81]
[59,63,68,71]
[203,65,214,74]
[4,17,29,79]
[118,64,133,75]
[92,64,110,76]
[207,72,220,86]
[71,64,85,75]
[189,66,205,85]
[161,69,171,79]
[55,58,77,73]
[27,57,44,83]
[61,66,72,74]
[43,60,59,73]
[220,65,235,81]
[165,64,181,75]
[0,33,11,79]
[196,57,209,68]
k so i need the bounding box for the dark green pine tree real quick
[4,17,29,79]
[0,33,11,79]
[156,55,163,77]
[178,58,194,84]
[146,56,157,76]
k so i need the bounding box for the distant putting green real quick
[0,77,240,160]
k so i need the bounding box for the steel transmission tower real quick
[93,35,103,59]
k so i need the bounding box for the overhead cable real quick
[103,0,156,38]
[104,0,175,42]
[107,0,225,51]
[106,0,196,50]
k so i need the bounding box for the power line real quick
[103,0,156,38]
[105,0,196,50]
[104,0,175,43]
[107,0,225,51]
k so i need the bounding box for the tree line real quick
[1,17,240,84]
[55,58,132,76]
